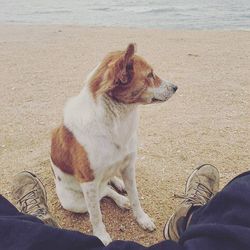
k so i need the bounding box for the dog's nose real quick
[173,85,178,92]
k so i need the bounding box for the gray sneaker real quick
[11,171,59,227]
[163,164,219,241]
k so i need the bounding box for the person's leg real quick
[1,171,182,250]
[164,164,220,241]
[0,193,43,225]
[165,164,250,250]
[7,165,250,250]
[180,170,250,250]
[11,171,59,227]
[0,194,23,215]
[0,171,106,250]
[2,169,188,250]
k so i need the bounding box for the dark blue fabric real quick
[1,171,250,250]
[179,171,250,250]
[0,195,104,250]
[0,195,179,250]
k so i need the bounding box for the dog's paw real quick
[136,212,156,232]
[95,230,112,246]
[117,196,130,210]
[109,176,126,193]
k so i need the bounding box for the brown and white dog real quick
[50,44,177,245]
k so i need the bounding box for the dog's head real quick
[90,43,177,104]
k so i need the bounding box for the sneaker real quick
[11,171,60,227]
[163,164,219,241]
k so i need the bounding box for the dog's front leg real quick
[81,182,112,245]
[121,153,156,231]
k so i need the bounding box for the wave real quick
[30,10,71,15]
[90,7,111,11]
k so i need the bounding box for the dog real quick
[50,43,177,245]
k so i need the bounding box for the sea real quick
[0,0,249,30]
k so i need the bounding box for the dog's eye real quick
[147,72,155,79]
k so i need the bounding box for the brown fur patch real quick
[89,51,124,99]
[89,44,163,104]
[51,126,94,182]
[110,56,163,103]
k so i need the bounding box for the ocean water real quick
[0,0,249,29]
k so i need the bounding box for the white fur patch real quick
[148,80,177,101]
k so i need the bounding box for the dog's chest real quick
[84,113,137,175]
[99,154,131,182]
[87,135,134,183]
[109,117,133,149]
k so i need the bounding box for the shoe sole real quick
[163,213,174,240]
[163,164,218,240]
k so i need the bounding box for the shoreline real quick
[1,22,250,32]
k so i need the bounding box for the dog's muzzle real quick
[151,81,178,102]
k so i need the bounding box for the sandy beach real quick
[0,25,249,245]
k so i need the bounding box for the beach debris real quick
[119,225,126,232]
[188,53,199,57]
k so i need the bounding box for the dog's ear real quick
[116,43,136,85]
[124,43,136,66]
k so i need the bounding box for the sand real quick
[0,24,249,245]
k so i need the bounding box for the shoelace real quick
[18,190,47,216]
[174,182,214,206]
